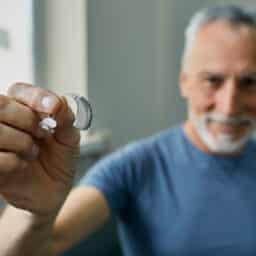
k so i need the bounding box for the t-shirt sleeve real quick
[77,143,141,217]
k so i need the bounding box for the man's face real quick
[180,21,256,154]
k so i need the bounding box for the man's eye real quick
[240,77,256,89]
[206,76,223,86]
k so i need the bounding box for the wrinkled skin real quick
[0,83,80,218]
[180,21,256,154]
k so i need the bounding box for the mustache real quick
[203,113,256,126]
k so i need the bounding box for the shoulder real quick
[83,125,182,183]
[245,137,256,155]
[98,125,183,181]
[115,125,182,163]
[80,126,182,202]
[248,137,256,148]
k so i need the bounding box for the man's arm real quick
[50,186,110,254]
[0,187,110,256]
[0,205,54,256]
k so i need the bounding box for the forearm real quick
[0,205,55,256]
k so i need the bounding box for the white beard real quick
[189,109,256,154]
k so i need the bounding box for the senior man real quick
[2,4,256,256]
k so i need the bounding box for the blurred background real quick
[0,0,255,255]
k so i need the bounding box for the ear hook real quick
[64,93,93,130]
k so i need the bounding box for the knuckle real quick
[8,154,22,171]
[0,123,11,138]
[7,82,30,96]
[7,83,19,95]
[0,123,5,135]
[0,94,9,109]
[0,153,22,173]
[21,134,34,153]
[25,110,39,130]
[7,83,21,97]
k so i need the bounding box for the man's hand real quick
[0,83,80,219]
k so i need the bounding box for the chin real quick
[208,129,246,141]
[188,108,256,154]
[207,123,251,140]
[203,130,251,154]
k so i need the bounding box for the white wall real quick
[0,0,34,94]
[34,0,87,97]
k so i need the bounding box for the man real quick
[2,4,256,256]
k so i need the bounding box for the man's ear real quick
[179,71,189,98]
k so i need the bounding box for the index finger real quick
[7,83,61,114]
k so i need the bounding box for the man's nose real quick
[216,79,242,116]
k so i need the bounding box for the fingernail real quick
[41,96,58,111]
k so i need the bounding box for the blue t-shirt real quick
[79,125,256,256]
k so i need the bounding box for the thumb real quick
[54,96,81,148]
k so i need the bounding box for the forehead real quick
[185,21,256,73]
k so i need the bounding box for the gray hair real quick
[181,4,256,68]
